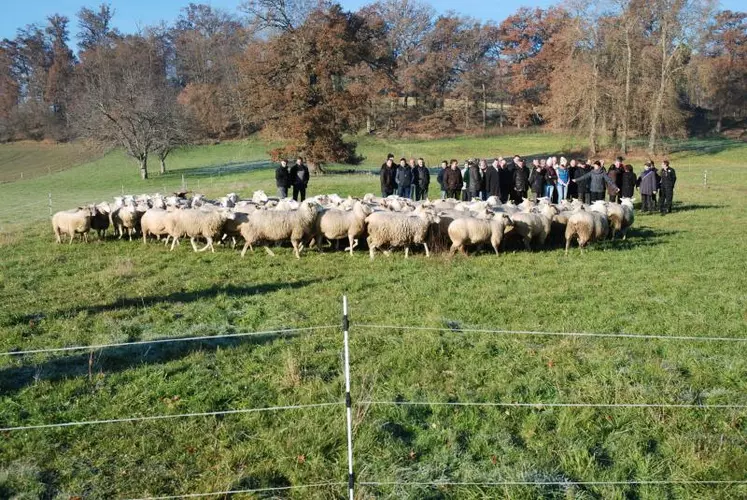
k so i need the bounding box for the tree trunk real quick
[716,110,723,133]
[589,55,599,156]
[139,157,148,180]
[366,115,372,134]
[482,83,487,129]
[622,28,632,154]
[464,95,469,130]
[499,100,504,128]
[160,157,166,175]
[649,26,669,154]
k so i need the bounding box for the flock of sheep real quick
[51,190,635,258]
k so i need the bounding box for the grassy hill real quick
[0,133,745,498]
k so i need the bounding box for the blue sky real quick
[1,0,742,45]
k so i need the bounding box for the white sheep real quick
[564,208,596,255]
[365,207,440,260]
[448,213,514,256]
[619,198,635,240]
[316,201,373,255]
[509,203,558,250]
[240,200,321,259]
[52,206,95,244]
[111,202,147,241]
[168,208,236,252]
[141,208,173,243]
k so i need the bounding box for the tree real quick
[71,35,181,179]
[77,3,120,52]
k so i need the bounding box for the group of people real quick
[379,154,677,215]
[275,157,311,201]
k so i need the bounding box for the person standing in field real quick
[408,157,418,200]
[468,160,485,200]
[486,158,501,200]
[636,162,658,213]
[461,160,470,201]
[437,160,447,199]
[572,161,619,202]
[396,157,413,198]
[415,157,430,200]
[607,156,624,203]
[556,157,570,202]
[380,156,396,197]
[275,159,291,198]
[620,164,636,199]
[498,158,512,203]
[511,157,529,203]
[567,159,579,199]
[443,159,463,199]
[544,157,558,202]
[659,160,677,215]
[529,159,545,202]
[289,157,310,201]
[574,160,592,204]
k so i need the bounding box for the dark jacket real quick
[416,165,430,189]
[498,166,512,194]
[468,165,485,193]
[574,166,591,193]
[485,166,501,197]
[289,164,310,188]
[529,167,545,193]
[620,170,636,198]
[443,167,463,191]
[396,165,413,188]
[544,166,558,186]
[637,169,659,196]
[380,164,396,192]
[275,165,291,189]
[575,169,618,193]
[513,166,529,191]
[606,167,621,196]
[660,167,676,190]
[436,168,445,190]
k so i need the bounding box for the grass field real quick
[0,133,746,499]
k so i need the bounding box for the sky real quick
[1,0,742,45]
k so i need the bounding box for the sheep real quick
[564,208,596,255]
[365,207,440,260]
[619,198,635,240]
[90,202,111,239]
[448,213,514,256]
[111,202,147,241]
[168,208,236,252]
[141,208,173,243]
[240,200,321,259]
[510,203,558,250]
[315,201,373,255]
[52,206,95,244]
[590,201,618,239]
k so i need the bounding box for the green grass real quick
[0,140,106,183]
[0,134,746,499]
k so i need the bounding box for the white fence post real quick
[342,296,354,500]
[703,170,708,189]
[48,193,52,218]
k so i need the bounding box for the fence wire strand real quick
[359,480,747,488]
[0,325,339,357]
[125,481,347,500]
[359,401,747,410]
[356,324,747,343]
[0,402,342,432]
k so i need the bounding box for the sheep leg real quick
[423,243,431,258]
[69,233,74,245]
[83,233,89,243]
[522,236,532,251]
[197,237,213,253]
[170,236,179,251]
[264,246,276,257]
[240,242,250,258]
[565,236,572,256]
[292,240,301,259]
[404,247,409,259]
[190,237,199,252]
[449,244,459,256]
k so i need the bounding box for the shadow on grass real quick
[162,160,274,179]
[0,331,297,394]
[4,280,321,327]
[669,202,724,213]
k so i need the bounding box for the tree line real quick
[0,1,744,179]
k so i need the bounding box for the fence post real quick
[48,193,52,218]
[703,170,708,189]
[342,295,354,500]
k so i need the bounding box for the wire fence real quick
[1,299,745,498]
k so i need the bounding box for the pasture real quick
[0,133,745,499]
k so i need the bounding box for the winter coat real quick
[443,167,463,191]
[380,164,396,192]
[620,170,636,198]
[416,165,430,189]
[544,166,558,186]
[275,166,291,189]
[556,166,570,186]
[289,164,310,188]
[575,169,618,193]
[529,168,545,193]
[468,165,484,193]
[513,166,529,191]
[660,167,676,191]
[436,168,445,190]
[396,166,413,188]
[606,167,621,196]
[574,166,591,193]
[637,169,659,196]
[485,167,501,197]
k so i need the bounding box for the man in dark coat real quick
[443,159,463,199]
[436,160,447,199]
[607,156,624,203]
[414,158,430,200]
[573,161,619,202]
[380,157,396,197]
[636,162,658,213]
[275,159,291,198]
[511,158,529,203]
[468,160,484,200]
[497,158,512,203]
[659,160,676,215]
[289,157,310,201]
[528,160,545,202]
[574,161,592,204]
[486,159,501,199]
[620,164,636,199]
[395,157,413,198]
